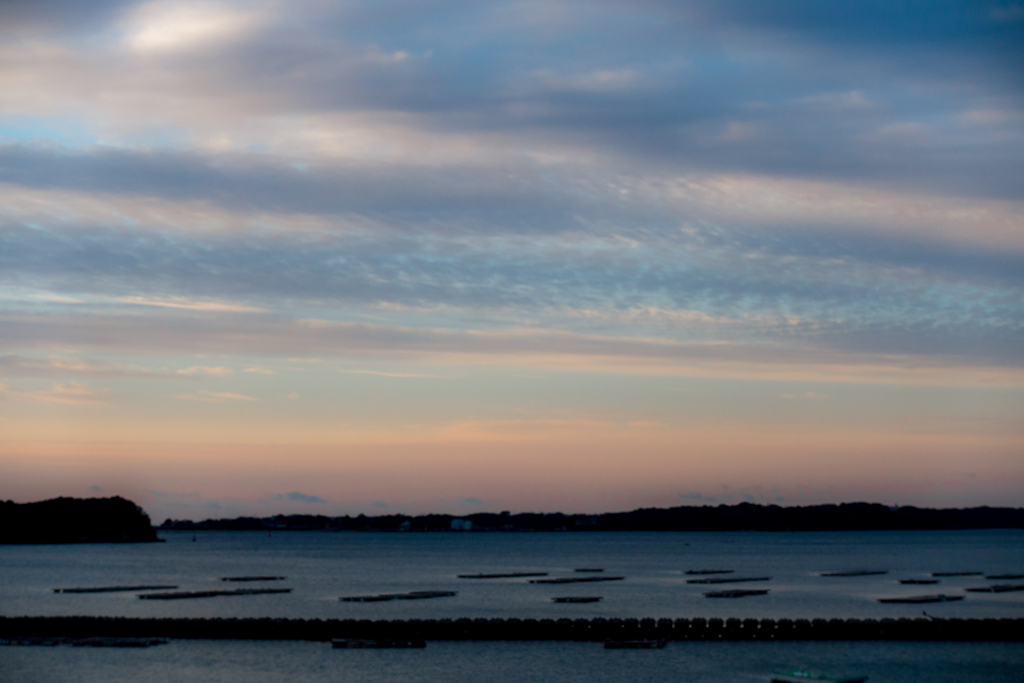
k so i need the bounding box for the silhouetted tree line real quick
[158,502,1024,532]
[0,497,160,543]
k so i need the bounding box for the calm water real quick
[2,530,1022,620]
[2,640,1022,683]
[2,530,1022,682]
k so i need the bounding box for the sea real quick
[1,529,1022,682]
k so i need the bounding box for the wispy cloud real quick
[273,491,328,504]
[117,296,267,313]
[337,369,442,378]
[174,390,257,402]
[1,381,106,404]
[0,354,164,378]
[177,365,233,375]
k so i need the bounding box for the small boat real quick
[770,670,867,683]
[931,571,982,577]
[965,584,1024,593]
[704,589,769,598]
[820,570,887,577]
[332,638,426,649]
[604,639,666,649]
[877,594,963,604]
[551,596,601,603]
[687,576,770,584]
[899,579,939,584]
[685,569,734,575]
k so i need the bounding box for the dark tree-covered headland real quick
[159,502,1024,533]
[0,497,160,544]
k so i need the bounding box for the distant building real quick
[398,520,411,531]
[451,518,472,530]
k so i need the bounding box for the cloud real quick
[5,310,1023,387]
[123,0,266,54]
[337,370,442,378]
[90,485,103,493]
[0,381,106,404]
[678,492,718,503]
[177,366,233,375]
[174,390,257,402]
[117,296,267,313]
[0,354,164,378]
[274,491,328,504]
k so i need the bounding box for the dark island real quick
[159,502,1024,533]
[0,496,160,544]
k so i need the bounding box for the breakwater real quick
[2,616,1021,642]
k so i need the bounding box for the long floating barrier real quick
[340,591,457,602]
[54,586,178,594]
[458,573,547,579]
[965,584,1024,593]
[138,589,292,600]
[2,616,1022,642]
[529,576,624,584]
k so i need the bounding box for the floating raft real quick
[2,636,169,648]
[820,571,887,577]
[604,639,666,649]
[139,588,292,600]
[552,596,602,603]
[332,638,425,649]
[574,568,604,573]
[986,574,1024,580]
[457,572,547,579]
[221,576,285,582]
[340,590,457,602]
[771,670,867,683]
[932,571,983,577]
[687,576,770,584]
[965,584,1024,593]
[685,569,734,575]
[878,594,963,604]
[529,576,624,584]
[72,637,170,647]
[704,589,770,598]
[900,579,939,584]
[54,585,177,594]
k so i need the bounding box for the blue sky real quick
[0,0,1021,520]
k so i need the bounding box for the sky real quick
[1,0,1022,522]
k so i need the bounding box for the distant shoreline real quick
[158,502,1024,533]
[3,615,1022,642]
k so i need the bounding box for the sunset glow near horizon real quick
[1,1,1022,522]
